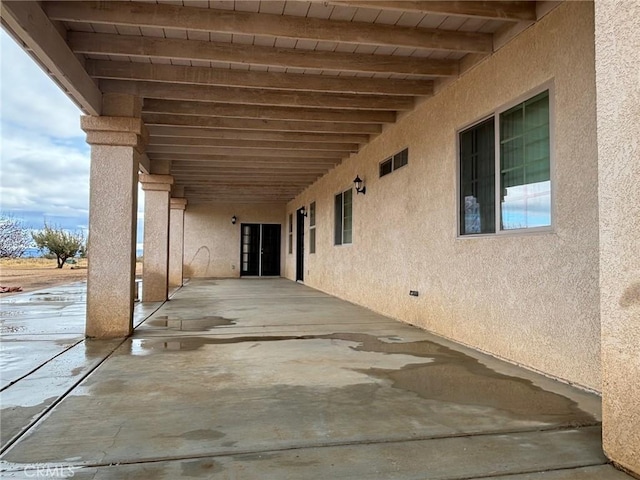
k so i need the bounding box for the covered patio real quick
[0,279,631,479]
[1,0,638,477]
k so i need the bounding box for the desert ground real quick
[0,257,88,295]
[0,258,142,296]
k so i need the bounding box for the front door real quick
[296,208,305,282]
[240,223,281,277]
[261,224,281,276]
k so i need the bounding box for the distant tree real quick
[32,224,85,268]
[0,215,31,258]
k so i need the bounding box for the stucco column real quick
[140,174,174,302]
[81,114,146,338]
[595,1,640,475]
[169,197,187,287]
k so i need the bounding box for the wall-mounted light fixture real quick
[299,206,308,217]
[353,175,366,195]
[231,215,237,225]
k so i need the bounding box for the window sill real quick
[456,226,555,240]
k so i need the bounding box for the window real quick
[334,188,352,245]
[460,119,495,234]
[288,213,293,254]
[380,148,409,178]
[459,90,551,236]
[309,201,316,254]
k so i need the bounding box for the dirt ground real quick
[0,258,88,296]
[0,258,142,297]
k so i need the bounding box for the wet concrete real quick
[0,282,161,451]
[0,278,632,479]
[146,314,236,331]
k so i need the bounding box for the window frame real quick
[456,83,555,239]
[334,188,353,246]
[288,213,293,254]
[379,147,409,178]
[309,201,316,254]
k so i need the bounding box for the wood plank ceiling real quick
[5,1,539,204]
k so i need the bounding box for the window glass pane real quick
[379,159,392,177]
[309,201,316,226]
[459,118,495,235]
[394,148,408,169]
[309,228,316,254]
[500,91,550,230]
[501,181,551,229]
[343,188,352,244]
[334,193,342,245]
[288,214,293,254]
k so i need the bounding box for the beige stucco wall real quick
[286,1,601,391]
[183,203,286,278]
[595,0,640,473]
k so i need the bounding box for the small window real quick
[380,148,408,177]
[309,201,316,254]
[459,89,551,236]
[394,148,408,169]
[288,213,293,254]
[379,159,393,177]
[334,189,352,245]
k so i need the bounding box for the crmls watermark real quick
[23,464,77,478]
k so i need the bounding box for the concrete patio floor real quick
[0,278,633,479]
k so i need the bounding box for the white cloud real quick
[0,30,145,243]
[0,31,84,138]
[0,30,91,231]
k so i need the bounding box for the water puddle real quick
[130,332,595,424]
[146,315,236,331]
[0,310,27,318]
[0,324,28,334]
[338,333,596,424]
[31,296,70,302]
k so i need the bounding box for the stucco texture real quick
[183,203,286,278]
[84,116,142,338]
[169,204,185,286]
[287,2,601,391]
[142,188,171,302]
[595,0,640,473]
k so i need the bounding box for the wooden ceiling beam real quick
[46,1,492,53]
[173,164,333,171]
[86,60,434,96]
[102,80,414,111]
[173,178,320,185]
[148,126,370,144]
[142,99,396,124]
[143,114,382,134]
[0,1,102,115]
[150,136,359,152]
[173,169,330,177]
[148,145,344,159]
[321,1,537,22]
[172,165,334,172]
[187,198,297,203]
[185,187,307,192]
[150,153,339,164]
[68,32,459,77]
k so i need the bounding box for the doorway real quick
[240,224,281,277]
[296,208,305,282]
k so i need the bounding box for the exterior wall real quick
[286,2,601,390]
[595,0,640,473]
[183,203,286,278]
[169,203,185,286]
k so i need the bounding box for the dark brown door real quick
[240,223,281,277]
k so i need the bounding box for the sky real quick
[0,30,144,251]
